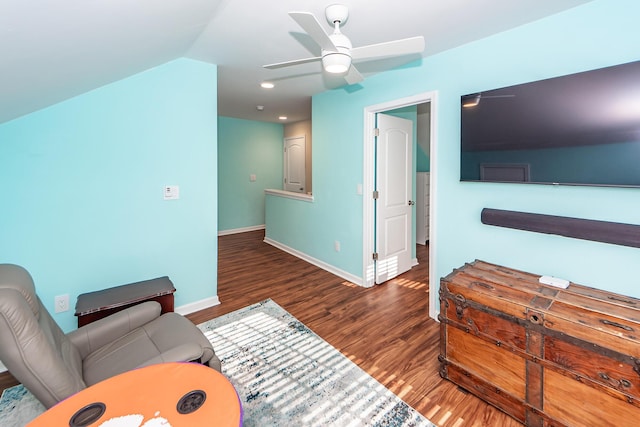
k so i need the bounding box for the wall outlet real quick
[54,294,70,313]
[334,240,341,252]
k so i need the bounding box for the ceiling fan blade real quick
[344,65,364,85]
[351,36,425,61]
[263,56,322,69]
[289,12,337,52]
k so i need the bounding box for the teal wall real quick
[265,0,640,298]
[218,117,283,232]
[0,59,218,332]
[265,88,368,277]
[416,145,429,173]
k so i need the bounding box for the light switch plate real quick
[164,185,180,200]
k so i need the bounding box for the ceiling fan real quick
[263,4,425,85]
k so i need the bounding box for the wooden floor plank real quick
[1,230,522,426]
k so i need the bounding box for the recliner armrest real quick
[67,301,162,358]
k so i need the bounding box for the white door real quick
[375,113,413,283]
[284,135,306,193]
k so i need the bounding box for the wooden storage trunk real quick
[439,260,640,427]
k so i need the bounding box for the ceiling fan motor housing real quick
[325,4,349,25]
[322,32,352,73]
[328,32,351,50]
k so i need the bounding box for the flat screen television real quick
[460,60,640,187]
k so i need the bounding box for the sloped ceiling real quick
[0,0,591,125]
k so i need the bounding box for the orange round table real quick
[28,362,242,426]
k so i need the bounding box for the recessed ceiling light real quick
[278,116,287,120]
[260,82,275,89]
[256,105,265,111]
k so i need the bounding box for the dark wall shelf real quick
[481,208,640,249]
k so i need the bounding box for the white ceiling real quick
[1,0,591,125]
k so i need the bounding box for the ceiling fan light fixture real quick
[322,52,351,74]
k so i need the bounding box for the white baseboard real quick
[263,237,363,287]
[174,295,220,316]
[412,257,419,267]
[218,225,265,236]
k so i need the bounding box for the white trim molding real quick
[428,93,439,322]
[264,237,363,286]
[174,295,220,316]
[218,225,265,236]
[265,189,314,202]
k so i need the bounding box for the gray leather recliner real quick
[0,264,221,408]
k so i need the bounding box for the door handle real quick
[408,200,415,206]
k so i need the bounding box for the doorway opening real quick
[362,91,438,320]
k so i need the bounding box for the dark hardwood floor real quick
[1,230,521,426]
[189,230,522,427]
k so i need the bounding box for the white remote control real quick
[539,275,570,289]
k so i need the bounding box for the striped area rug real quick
[198,299,434,427]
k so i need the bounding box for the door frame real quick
[362,91,439,321]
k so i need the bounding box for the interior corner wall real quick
[265,0,640,298]
[0,58,218,332]
[218,116,283,232]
